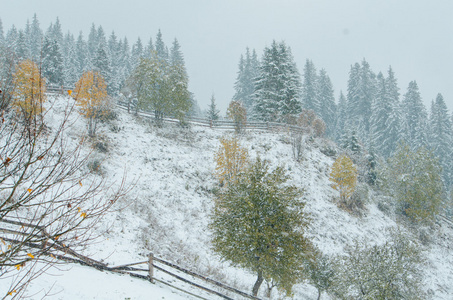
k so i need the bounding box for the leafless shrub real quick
[0,102,127,298]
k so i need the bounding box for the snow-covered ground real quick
[3,96,453,299]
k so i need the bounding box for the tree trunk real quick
[317,289,321,300]
[252,270,264,297]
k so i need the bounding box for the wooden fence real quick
[116,101,307,135]
[0,217,261,300]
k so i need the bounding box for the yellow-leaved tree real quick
[12,59,47,120]
[329,154,357,203]
[75,71,108,137]
[226,100,247,133]
[214,136,249,185]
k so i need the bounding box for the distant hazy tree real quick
[42,35,64,86]
[211,157,312,297]
[429,93,452,185]
[346,60,376,145]
[317,69,336,137]
[206,94,220,122]
[233,47,259,116]
[400,81,428,150]
[74,71,109,137]
[301,59,319,113]
[155,29,168,62]
[370,68,401,157]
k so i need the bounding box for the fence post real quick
[148,253,154,283]
[210,119,213,128]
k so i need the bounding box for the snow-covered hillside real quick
[10,96,453,299]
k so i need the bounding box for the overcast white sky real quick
[2,0,453,114]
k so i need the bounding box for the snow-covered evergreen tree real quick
[0,18,4,47]
[233,47,259,117]
[301,59,319,113]
[253,40,301,122]
[155,29,168,62]
[317,68,336,137]
[335,91,347,142]
[131,37,143,71]
[42,35,64,86]
[206,94,220,121]
[400,81,428,150]
[15,30,29,61]
[144,37,154,58]
[429,93,452,185]
[62,33,79,87]
[28,14,42,62]
[346,59,376,145]
[76,32,89,74]
[370,68,401,157]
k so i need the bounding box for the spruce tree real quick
[370,70,401,157]
[401,81,428,149]
[429,93,452,185]
[301,59,319,113]
[62,33,79,87]
[29,14,42,62]
[42,35,64,86]
[155,29,168,61]
[206,94,220,121]
[253,40,301,122]
[233,47,259,117]
[335,91,347,142]
[346,59,376,145]
[317,69,336,137]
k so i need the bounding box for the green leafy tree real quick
[306,249,335,300]
[385,143,444,223]
[333,229,426,300]
[126,51,191,124]
[210,157,312,297]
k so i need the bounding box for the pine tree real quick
[301,59,319,113]
[317,69,336,137]
[15,30,29,61]
[210,157,312,296]
[370,70,401,157]
[62,33,79,87]
[131,37,143,71]
[253,40,301,121]
[233,47,259,116]
[335,91,347,142]
[429,93,452,185]
[346,60,376,145]
[0,17,4,46]
[76,32,89,74]
[155,29,168,61]
[29,14,42,62]
[42,35,64,86]
[206,94,220,122]
[400,81,428,149]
